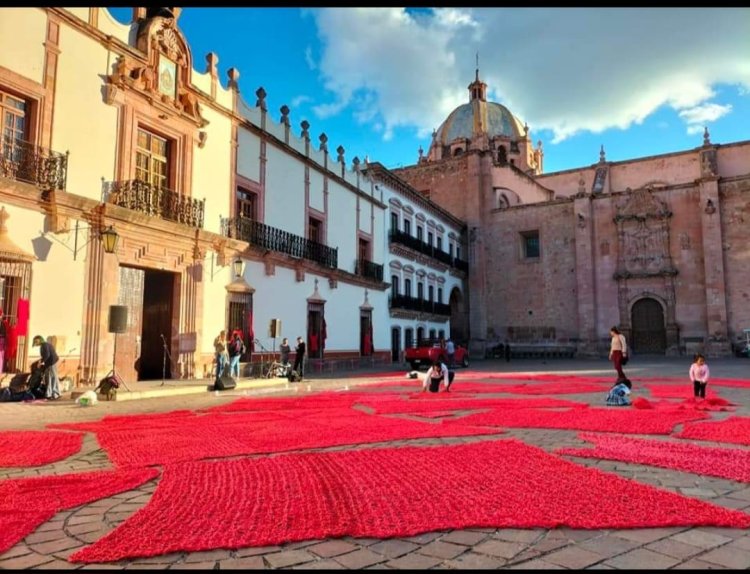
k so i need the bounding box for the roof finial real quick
[475,51,480,81]
[703,126,711,146]
[599,144,606,163]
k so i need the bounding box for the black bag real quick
[214,374,237,391]
[287,370,302,383]
[96,375,120,400]
[621,354,629,366]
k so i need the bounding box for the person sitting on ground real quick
[422,360,455,393]
[606,377,632,406]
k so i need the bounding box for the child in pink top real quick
[689,354,710,399]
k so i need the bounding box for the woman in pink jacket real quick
[689,353,710,399]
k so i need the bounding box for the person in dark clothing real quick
[32,335,60,400]
[504,341,511,362]
[292,336,306,380]
[279,337,291,366]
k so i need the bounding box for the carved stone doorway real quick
[631,298,666,354]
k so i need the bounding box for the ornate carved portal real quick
[613,188,680,355]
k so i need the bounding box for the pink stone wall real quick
[537,167,599,197]
[608,151,700,190]
[717,141,750,178]
[720,180,750,350]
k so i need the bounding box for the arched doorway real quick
[631,298,666,354]
[390,327,400,363]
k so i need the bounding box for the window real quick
[405,328,414,349]
[417,226,423,242]
[438,287,443,303]
[1,91,27,156]
[404,278,412,297]
[391,275,399,298]
[417,282,424,300]
[135,128,170,189]
[522,230,540,259]
[358,238,369,262]
[236,187,257,220]
[437,237,442,252]
[427,231,433,246]
[429,328,437,339]
[449,243,454,257]
[390,212,398,232]
[308,217,323,244]
[456,246,461,260]
[403,219,411,235]
[416,327,424,345]
[428,285,434,302]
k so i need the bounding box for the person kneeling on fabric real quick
[422,360,455,393]
[606,378,632,406]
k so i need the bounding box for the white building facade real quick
[363,163,468,364]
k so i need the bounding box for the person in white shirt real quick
[422,361,455,393]
[608,326,628,381]
[689,353,710,399]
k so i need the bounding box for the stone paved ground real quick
[2,357,750,570]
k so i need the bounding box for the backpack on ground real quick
[288,370,302,383]
[96,375,120,400]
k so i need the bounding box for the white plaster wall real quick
[62,7,88,21]
[194,105,233,235]
[200,253,234,355]
[190,69,212,98]
[237,127,261,183]
[54,25,118,198]
[214,80,234,111]
[327,181,357,271]
[0,8,46,86]
[99,8,132,44]
[265,116,286,142]
[4,204,86,359]
[308,169,324,213]
[263,145,305,233]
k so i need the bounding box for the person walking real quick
[608,326,628,382]
[292,336,306,380]
[213,330,229,379]
[228,330,244,378]
[689,353,710,400]
[445,338,456,368]
[32,335,60,400]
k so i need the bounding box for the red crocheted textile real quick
[632,397,734,412]
[558,432,750,483]
[205,391,397,414]
[0,431,83,468]
[644,384,723,400]
[0,467,158,554]
[676,416,750,446]
[444,407,708,435]
[69,439,750,564]
[360,397,587,415]
[62,408,504,468]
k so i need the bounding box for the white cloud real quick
[679,102,733,135]
[291,95,312,108]
[304,46,316,71]
[307,8,750,145]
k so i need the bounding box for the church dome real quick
[435,100,525,144]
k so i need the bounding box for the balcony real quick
[389,229,468,272]
[104,179,205,229]
[354,258,384,282]
[390,294,452,316]
[222,216,338,269]
[0,138,68,191]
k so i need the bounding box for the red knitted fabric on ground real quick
[558,432,750,483]
[445,407,708,435]
[632,397,734,412]
[645,384,723,400]
[49,409,198,433]
[0,431,83,468]
[83,409,504,468]
[676,416,750,446]
[361,397,587,415]
[0,467,157,555]
[69,439,750,564]
[205,391,397,414]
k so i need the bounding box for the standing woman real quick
[608,326,628,381]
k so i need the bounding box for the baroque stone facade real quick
[395,72,750,359]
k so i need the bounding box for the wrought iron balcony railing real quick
[354,258,384,282]
[104,179,205,229]
[0,137,68,191]
[389,228,468,272]
[389,294,452,316]
[222,216,338,270]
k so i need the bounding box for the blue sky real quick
[108,7,750,173]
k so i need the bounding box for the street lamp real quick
[232,257,244,278]
[100,225,119,254]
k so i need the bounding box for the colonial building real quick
[394,69,750,358]
[363,162,468,363]
[0,6,394,384]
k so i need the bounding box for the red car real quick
[404,339,469,370]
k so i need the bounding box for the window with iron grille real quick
[135,128,170,189]
[521,230,540,259]
[236,187,257,220]
[1,90,27,160]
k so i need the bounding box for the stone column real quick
[573,194,598,356]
